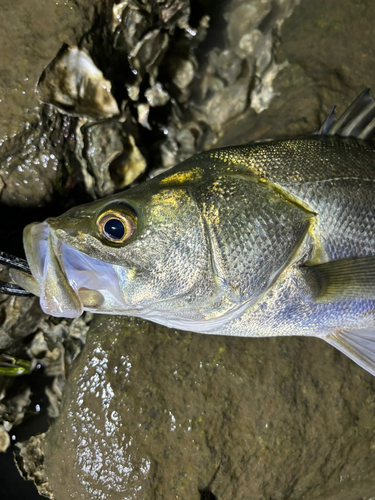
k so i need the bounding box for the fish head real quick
[16,152,312,326]
[19,174,209,319]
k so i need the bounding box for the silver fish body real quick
[12,91,375,376]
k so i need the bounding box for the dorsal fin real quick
[315,89,375,140]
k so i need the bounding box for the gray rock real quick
[40,316,375,499]
[83,121,125,197]
[0,108,78,208]
[0,0,99,140]
[0,295,44,350]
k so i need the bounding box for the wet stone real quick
[83,121,125,197]
[145,83,170,107]
[0,107,78,208]
[0,295,44,350]
[0,0,99,140]
[40,316,375,500]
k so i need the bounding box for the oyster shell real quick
[37,45,119,120]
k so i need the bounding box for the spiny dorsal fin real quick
[315,89,375,140]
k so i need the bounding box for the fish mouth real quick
[23,222,125,318]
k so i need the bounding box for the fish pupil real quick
[104,218,125,240]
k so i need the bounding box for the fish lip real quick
[24,221,125,317]
[24,221,50,287]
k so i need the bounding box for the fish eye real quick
[97,210,136,244]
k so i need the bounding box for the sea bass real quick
[11,90,375,376]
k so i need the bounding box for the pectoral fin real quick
[324,329,375,376]
[302,257,375,302]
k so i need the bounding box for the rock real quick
[0,383,31,432]
[208,49,242,87]
[39,316,375,499]
[15,434,53,499]
[217,63,319,147]
[218,0,375,147]
[113,1,152,53]
[204,74,251,131]
[280,0,375,94]
[0,107,78,209]
[225,1,272,49]
[0,0,100,140]
[0,0,110,258]
[170,57,196,91]
[83,121,125,197]
[0,295,44,350]
[129,29,170,84]
[108,134,147,189]
[0,424,10,451]
[145,83,170,107]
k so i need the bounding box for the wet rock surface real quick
[41,316,375,500]
[0,108,80,210]
[1,0,375,498]
[218,0,375,146]
[0,0,100,140]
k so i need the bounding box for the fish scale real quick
[212,137,375,181]
[209,137,375,262]
[196,175,311,300]
[280,176,375,261]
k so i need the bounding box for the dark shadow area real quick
[199,487,218,500]
[0,447,42,499]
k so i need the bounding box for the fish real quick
[11,89,375,377]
